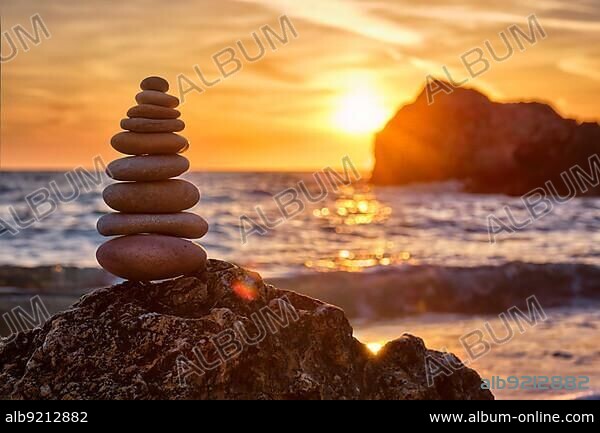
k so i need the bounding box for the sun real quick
[366,341,384,354]
[334,89,388,134]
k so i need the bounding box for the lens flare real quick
[232,279,259,301]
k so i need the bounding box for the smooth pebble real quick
[135,90,179,108]
[103,179,200,213]
[120,118,184,133]
[96,234,207,281]
[97,212,208,238]
[111,132,188,155]
[107,155,189,181]
[127,104,180,119]
[140,76,169,92]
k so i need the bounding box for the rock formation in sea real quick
[97,76,208,281]
[0,260,492,400]
[371,81,600,196]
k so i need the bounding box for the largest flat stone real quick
[111,132,188,155]
[96,234,207,281]
[103,180,200,213]
[97,212,208,238]
[107,155,189,181]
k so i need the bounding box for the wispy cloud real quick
[236,0,423,45]
[2,0,599,170]
[558,57,600,82]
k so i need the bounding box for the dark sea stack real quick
[371,81,600,196]
[0,260,492,400]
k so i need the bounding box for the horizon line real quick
[0,166,372,174]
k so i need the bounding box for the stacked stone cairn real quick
[97,76,208,281]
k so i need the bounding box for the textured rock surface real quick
[0,260,492,400]
[372,81,600,196]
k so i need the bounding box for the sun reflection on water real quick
[306,185,412,272]
[312,186,392,231]
[305,249,411,272]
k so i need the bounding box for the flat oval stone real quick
[103,180,200,213]
[140,76,169,92]
[135,90,179,108]
[96,234,207,281]
[120,118,185,133]
[97,212,208,238]
[107,155,189,181]
[127,104,180,119]
[111,132,189,155]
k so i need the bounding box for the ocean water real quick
[2,171,600,273]
[1,170,599,399]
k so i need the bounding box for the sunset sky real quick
[1,0,599,171]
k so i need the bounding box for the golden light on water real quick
[307,185,410,272]
[313,189,392,228]
[304,249,411,272]
[366,342,384,354]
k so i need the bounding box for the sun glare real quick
[366,342,384,354]
[334,89,388,134]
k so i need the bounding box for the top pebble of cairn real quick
[140,76,170,92]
